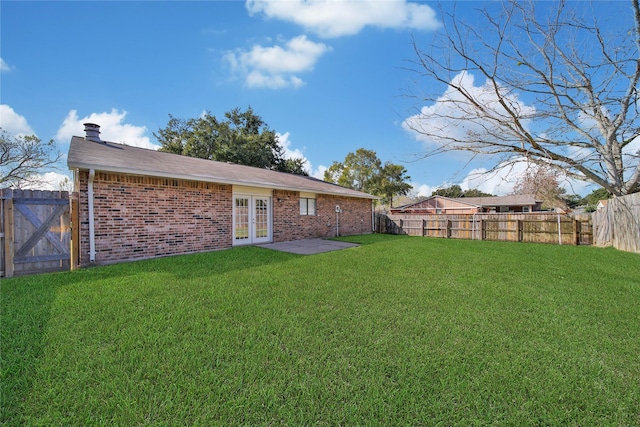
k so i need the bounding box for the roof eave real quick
[68,161,378,200]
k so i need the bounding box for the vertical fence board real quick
[593,193,640,253]
[3,195,14,277]
[611,193,640,253]
[375,212,593,247]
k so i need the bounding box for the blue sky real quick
[0,0,614,196]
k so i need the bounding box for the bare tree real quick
[0,129,62,189]
[511,164,568,210]
[404,0,640,196]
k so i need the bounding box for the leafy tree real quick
[461,188,495,198]
[405,0,640,196]
[432,185,463,198]
[0,129,61,189]
[582,187,611,212]
[376,162,414,206]
[431,185,494,198]
[155,107,308,175]
[276,157,308,176]
[583,188,611,206]
[324,148,412,205]
[324,148,382,193]
[563,194,584,209]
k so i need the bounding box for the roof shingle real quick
[67,137,376,199]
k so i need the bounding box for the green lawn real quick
[2,235,639,425]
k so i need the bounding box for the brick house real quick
[390,195,543,215]
[67,124,376,267]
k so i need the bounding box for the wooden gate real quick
[1,189,71,277]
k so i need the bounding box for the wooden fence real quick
[592,193,640,254]
[375,212,593,246]
[1,189,71,277]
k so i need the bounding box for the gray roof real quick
[67,137,376,199]
[457,195,542,207]
[395,194,541,209]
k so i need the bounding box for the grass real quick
[2,235,639,425]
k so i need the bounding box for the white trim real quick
[233,185,273,196]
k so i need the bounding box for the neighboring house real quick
[390,195,543,215]
[67,124,376,267]
[596,199,609,210]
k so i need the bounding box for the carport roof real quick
[67,136,377,199]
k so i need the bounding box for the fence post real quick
[480,219,485,240]
[3,196,14,278]
[422,219,426,237]
[446,219,452,238]
[573,219,580,246]
[517,220,523,242]
[399,219,404,235]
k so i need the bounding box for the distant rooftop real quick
[394,194,542,210]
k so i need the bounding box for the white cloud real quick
[459,159,594,196]
[0,58,13,72]
[401,72,540,194]
[411,183,437,198]
[409,181,507,199]
[0,105,35,137]
[402,71,536,148]
[402,70,636,195]
[21,172,73,191]
[246,0,440,38]
[56,109,158,150]
[277,131,305,160]
[460,165,522,196]
[310,164,327,180]
[276,131,327,178]
[224,35,330,89]
[277,131,327,178]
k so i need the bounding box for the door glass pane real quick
[235,198,249,240]
[255,198,268,238]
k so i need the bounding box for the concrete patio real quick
[258,238,360,255]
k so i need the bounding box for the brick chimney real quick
[83,123,102,142]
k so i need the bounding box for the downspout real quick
[88,169,96,262]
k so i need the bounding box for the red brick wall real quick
[77,171,232,266]
[272,190,373,242]
[76,171,373,266]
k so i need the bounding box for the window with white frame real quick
[300,194,317,215]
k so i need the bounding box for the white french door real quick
[233,195,272,245]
